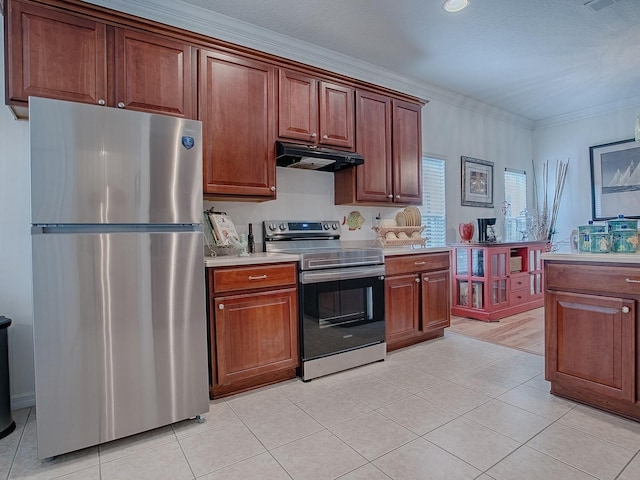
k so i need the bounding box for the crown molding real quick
[534,96,640,129]
[84,0,533,129]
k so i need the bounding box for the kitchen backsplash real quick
[204,167,402,249]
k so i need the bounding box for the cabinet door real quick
[546,291,635,402]
[200,50,276,198]
[318,81,354,149]
[7,1,107,105]
[488,247,509,308]
[114,28,194,118]
[421,270,450,332]
[353,90,393,203]
[277,69,318,142]
[385,274,420,346]
[214,288,298,386]
[392,100,422,205]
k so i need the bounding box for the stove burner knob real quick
[279,223,287,231]
[268,223,277,231]
[331,223,339,230]
[323,223,330,230]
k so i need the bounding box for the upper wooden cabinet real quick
[335,91,423,205]
[277,69,355,149]
[6,0,195,118]
[7,1,107,111]
[113,29,194,118]
[199,49,277,200]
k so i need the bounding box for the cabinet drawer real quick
[510,273,529,292]
[385,252,449,276]
[546,263,640,296]
[212,263,297,293]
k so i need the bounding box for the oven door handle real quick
[300,265,385,284]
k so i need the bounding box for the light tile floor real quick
[3,331,640,479]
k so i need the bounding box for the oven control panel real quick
[263,220,341,239]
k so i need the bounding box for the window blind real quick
[420,157,446,247]
[504,168,527,242]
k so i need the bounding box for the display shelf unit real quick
[450,241,546,321]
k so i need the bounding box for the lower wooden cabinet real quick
[207,263,299,398]
[385,252,450,351]
[545,260,640,420]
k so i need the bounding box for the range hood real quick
[276,141,364,172]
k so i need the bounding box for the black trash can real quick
[0,316,15,439]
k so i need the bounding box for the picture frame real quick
[589,138,640,220]
[461,156,494,207]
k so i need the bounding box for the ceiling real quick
[176,0,640,124]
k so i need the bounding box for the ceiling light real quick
[443,0,469,13]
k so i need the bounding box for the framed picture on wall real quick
[461,156,494,207]
[590,138,640,220]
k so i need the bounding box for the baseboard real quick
[12,392,35,410]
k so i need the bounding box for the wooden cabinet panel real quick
[391,100,422,205]
[385,273,420,344]
[385,252,449,276]
[385,252,451,350]
[7,1,107,105]
[214,288,298,387]
[200,50,276,199]
[114,29,194,118]
[546,291,635,402]
[421,270,450,332]
[335,90,392,204]
[334,93,422,206]
[546,263,640,296]
[7,1,196,119]
[277,69,354,149]
[212,263,297,294]
[277,69,317,142]
[319,81,354,148]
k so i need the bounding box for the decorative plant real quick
[531,158,569,242]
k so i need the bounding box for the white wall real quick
[533,107,640,249]
[0,20,35,408]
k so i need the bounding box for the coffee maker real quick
[477,217,497,242]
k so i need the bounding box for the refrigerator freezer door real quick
[32,229,208,459]
[30,97,202,225]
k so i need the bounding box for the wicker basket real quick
[373,225,427,247]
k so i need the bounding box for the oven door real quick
[299,265,385,361]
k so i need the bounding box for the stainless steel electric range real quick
[263,220,386,380]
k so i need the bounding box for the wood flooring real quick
[448,307,544,356]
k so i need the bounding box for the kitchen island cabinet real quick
[334,92,423,206]
[384,251,450,351]
[277,69,354,150]
[199,49,276,200]
[450,241,545,321]
[6,0,195,119]
[544,254,640,420]
[207,262,299,398]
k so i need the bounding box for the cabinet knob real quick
[395,195,400,199]
[97,99,106,106]
[415,277,420,283]
[117,102,125,108]
[270,186,276,192]
[322,134,328,139]
[387,194,394,199]
[622,306,630,314]
[218,304,224,310]
[311,133,317,138]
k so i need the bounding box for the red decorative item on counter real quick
[459,222,474,242]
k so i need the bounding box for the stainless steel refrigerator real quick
[29,97,209,459]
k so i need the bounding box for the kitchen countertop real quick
[204,252,300,267]
[204,245,450,267]
[542,251,640,264]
